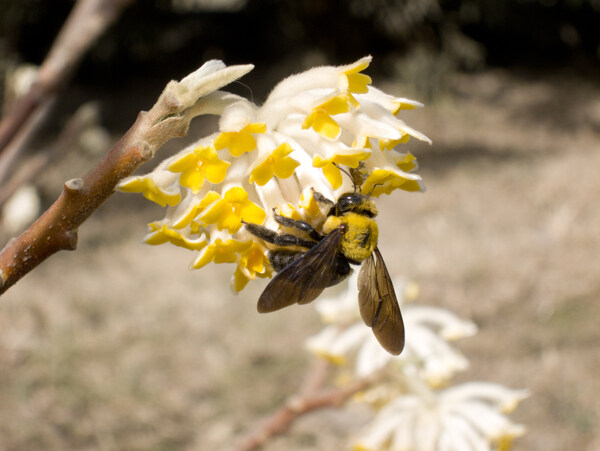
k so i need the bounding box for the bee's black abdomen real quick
[269,247,352,286]
[326,254,353,287]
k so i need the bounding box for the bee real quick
[244,180,404,355]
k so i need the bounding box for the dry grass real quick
[1,68,599,450]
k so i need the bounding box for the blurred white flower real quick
[305,267,528,451]
[353,379,529,451]
[2,184,41,235]
[4,63,38,105]
[306,272,477,385]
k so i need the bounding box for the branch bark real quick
[234,360,373,451]
[0,62,254,295]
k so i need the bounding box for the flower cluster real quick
[118,57,430,290]
[354,380,528,451]
[305,274,529,451]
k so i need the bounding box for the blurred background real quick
[0,0,599,449]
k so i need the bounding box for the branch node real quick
[66,229,78,250]
[0,270,6,289]
[139,143,154,161]
[64,177,85,193]
[286,396,304,413]
[58,229,79,250]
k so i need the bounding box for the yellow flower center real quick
[198,186,266,233]
[249,142,300,186]
[214,123,267,157]
[168,145,230,193]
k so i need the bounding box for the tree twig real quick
[0,0,135,181]
[0,63,254,295]
[234,361,374,451]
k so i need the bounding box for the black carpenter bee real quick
[244,181,404,355]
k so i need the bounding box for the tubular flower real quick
[353,379,529,451]
[192,235,252,269]
[168,144,230,193]
[145,221,207,251]
[302,93,352,139]
[198,186,266,233]
[118,56,429,290]
[233,242,272,291]
[306,272,477,384]
[119,160,181,207]
[214,122,267,157]
[249,142,300,186]
[312,148,371,189]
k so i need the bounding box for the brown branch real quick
[0,63,254,295]
[0,0,135,180]
[235,363,374,451]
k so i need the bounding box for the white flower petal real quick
[440,414,490,451]
[406,306,478,340]
[355,336,393,377]
[447,400,526,441]
[218,99,257,131]
[441,382,530,413]
[179,60,254,101]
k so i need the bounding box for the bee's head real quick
[333,193,378,218]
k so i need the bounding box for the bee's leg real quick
[244,222,317,249]
[268,249,304,272]
[272,212,323,242]
[311,188,334,208]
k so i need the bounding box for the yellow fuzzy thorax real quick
[322,212,378,263]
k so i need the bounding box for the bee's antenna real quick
[368,183,384,196]
[233,80,254,104]
[332,163,359,193]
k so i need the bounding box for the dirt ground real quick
[1,67,599,450]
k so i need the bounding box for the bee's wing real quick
[357,247,405,355]
[257,227,344,313]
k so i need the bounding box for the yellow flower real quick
[302,94,351,139]
[338,56,372,108]
[362,168,422,197]
[390,98,422,114]
[378,135,411,151]
[198,186,266,233]
[233,242,273,291]
[233,268,251,292]
[145,222,207,251]
[249,142,300,186]
[168,145,230,193]
[170,191,221,229]
[118,175,181,207]
[299,189,327,218]
[192,238,252,269]
[340,56,372,95]
[214,122,267,157]
[395,152,418,172]
[313,150,371,189]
